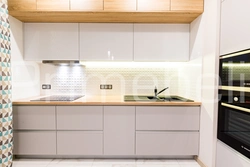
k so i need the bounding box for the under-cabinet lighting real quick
[223,63,250,67]
[80,61,186,68]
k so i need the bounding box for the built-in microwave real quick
[219,49,250,88]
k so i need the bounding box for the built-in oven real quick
[218,90,250,158]
[220,49,250,89]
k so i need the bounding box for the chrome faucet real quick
[154,86,169,98]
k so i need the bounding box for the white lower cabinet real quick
[14,131,56,155]
[136,131,199,155]
[104,106,135,155]
[57,131,103,155]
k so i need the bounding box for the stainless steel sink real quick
[124,95,194,102]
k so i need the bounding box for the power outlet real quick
[42,84,51,89]
[100,84,112,90]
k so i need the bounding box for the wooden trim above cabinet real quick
[9,11,202,23]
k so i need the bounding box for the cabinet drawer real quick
[136,106,200,130]
[13,106,56,130]
[14,131,56,155]
[57,106,103,130]
[57,131,103,155]
[136,131,199,155]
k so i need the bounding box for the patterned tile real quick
[0,0,12,166]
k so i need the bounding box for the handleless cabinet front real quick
[80,23,133,61]
[56,106,103,130]
[13,106,56,130]
[104,106,135,155]
[24,23,79,61]
[134,24,189,61]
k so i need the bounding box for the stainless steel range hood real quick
[42,60,82,66]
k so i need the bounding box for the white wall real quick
[10,16,40,100]
[216,141,250,167]
[190,0,221,167]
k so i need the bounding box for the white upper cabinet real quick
[80,23,134,61]
[220,0,250,55]
[134,24,190,61]
[24,23,79,60]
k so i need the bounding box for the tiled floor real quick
[13,159,201,167]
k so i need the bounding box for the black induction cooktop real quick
[31,95,84,101]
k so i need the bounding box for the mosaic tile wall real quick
[0,0,13,166]
[40,63,202,101]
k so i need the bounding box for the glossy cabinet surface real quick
[104,106,135,155]
[70,0,103,11]
[137,0,170,11]
[134,24,190,61]
[220,0,250,55]
[80,23,133,61]
[24,23,79,60]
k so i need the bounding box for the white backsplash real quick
[40,62,202,101]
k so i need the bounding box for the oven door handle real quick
[221,102,250,113]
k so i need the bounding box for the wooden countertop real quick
[13,95,201,106]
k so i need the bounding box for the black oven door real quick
[219,49,250,87]
[218,101,250,158]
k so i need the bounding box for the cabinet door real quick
[104,0,136,11]
[171,0,203,11]
[137,0,170,11]
[24,23,79,60]
[134,24,189,61]
[104,106,135,155]
[220,0,250,55]
[13,106,56,130]
[14,131,56,155]
[136,106,200,131]
[8,0,36,11]
[37,0,69,11]
[57,131,103,155]
[57,106,103,130]
[80,23,133,61]
[136,131,199,155]
[70,0,103,11]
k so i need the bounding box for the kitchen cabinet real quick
[135,106,200,155]
[13,106,56,130]
[136,106,200,130]
[220,0,250,55]
[80,23,133,61]
[104,0,136,11]
[14,131,56,155]
[8,0,36,11]
[13,104,200,157]
[13,106,57,155]
[137,0,170,11]
[104,106,135,155]
[134,24,190,61]
[24,23,79,61]
[136,131,199,155]
[8,0,203,23]
[57,131,103,155]
[57,106,103,130]
[171,0,204,11]
[70,0,104,11]
[37,0,69,11]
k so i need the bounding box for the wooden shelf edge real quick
[9,11,203,23]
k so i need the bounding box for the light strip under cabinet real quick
[221,103,250,114]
